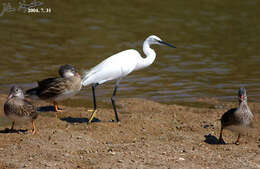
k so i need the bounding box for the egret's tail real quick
[81,78,90,86]
[81,70,92,86]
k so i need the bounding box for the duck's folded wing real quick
[37,78,70,99]
[11,100,37,119]
[221,108,237,126]
[26,78,58,97]
[38,78,58,86]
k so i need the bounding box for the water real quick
[0,0,259,109]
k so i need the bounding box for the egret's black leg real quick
[88,83,99,124]
[111,83,120,122]
[92,83,99,110]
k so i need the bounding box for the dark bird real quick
[26,65,82,117]
[4,86,38,134]
[219,87,254,145]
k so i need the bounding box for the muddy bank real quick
[0,94,259,169]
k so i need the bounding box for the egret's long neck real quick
[140,40,156,69]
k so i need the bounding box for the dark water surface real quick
[0,0,259,108]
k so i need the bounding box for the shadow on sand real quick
[0,128,28,134]
[37,106,102,123]
[37,106,60,112]
[204,134,220,144]
[60,116,101,124]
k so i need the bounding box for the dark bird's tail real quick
[25,87,39,99]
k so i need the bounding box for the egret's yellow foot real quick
[88,109,97,124]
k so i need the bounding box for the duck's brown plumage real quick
[27,76,81,101]
[219,87,254,144]
[221,108,240,127]
[25,65,82,117]
[4,86,38,134]
[4,97,37,120]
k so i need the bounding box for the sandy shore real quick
[0,94,259,169]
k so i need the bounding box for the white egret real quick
[82,35,176,123]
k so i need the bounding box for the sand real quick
[0,94,260,169]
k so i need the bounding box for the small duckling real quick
[4,86,38,134]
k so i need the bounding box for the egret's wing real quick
[82,49,139,86]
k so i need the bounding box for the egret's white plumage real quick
[82,35,176,123]
[82,49,140,86]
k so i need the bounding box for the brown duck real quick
[219,87,254,145]
[4,86,38,134]
[26,65,82,117]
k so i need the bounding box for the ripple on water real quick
[0,0,259,107]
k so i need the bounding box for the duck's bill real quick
[159,40,176,48]
[75,72,81,77]
[7,94,13,99]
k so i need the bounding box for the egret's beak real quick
[158,40,176,48]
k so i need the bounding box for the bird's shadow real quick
[0,128,28,134]
[60,116,101,124]
[37,106,102,123]
[37,106,56,112]
[204,134,220,144]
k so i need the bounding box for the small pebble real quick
[181,149,186,153]
[203,124,209,128]
[178,157,185,161]
[211,105,224,109]
[110,152,116,155]
[76,136,82,139]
